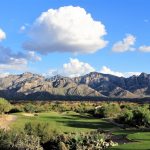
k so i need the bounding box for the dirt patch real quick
[0,115,17,130]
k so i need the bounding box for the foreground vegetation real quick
[0,98,150,149]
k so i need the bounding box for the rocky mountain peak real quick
[0,71,150,100]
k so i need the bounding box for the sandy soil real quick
[0,115,17,130]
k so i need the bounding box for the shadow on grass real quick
[40,115,82,120]
[113,130,138,135]
[57,120,116,130]
[66,114,95,119]
[40,113,98,121]
[113,129,150,135]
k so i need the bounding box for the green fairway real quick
[108,132,150,150]
[11,111,116,133]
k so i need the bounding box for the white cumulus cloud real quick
[100,66,140,77]
[45,58,95,77]
[23,6,108,54]
[0,28,6,41]
[112,34,136,52]
[62,58,95,77]
[100,66,124,77]
[139,45,150,52]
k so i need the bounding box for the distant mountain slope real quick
[0,72,149,100]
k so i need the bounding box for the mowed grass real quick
[11,111,116,133]
[108,131,150,150]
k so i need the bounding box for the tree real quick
[24,103,35,113]
[94,103,121,118]
[132,107,150,127]
[118,109,133,125]
[0,98,11,114]
[118,107,150,127]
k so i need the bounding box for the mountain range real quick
[0,72,150,101]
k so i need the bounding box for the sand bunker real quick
[22,113,35,117]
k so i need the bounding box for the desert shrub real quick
[43,130,117,150]
[11,104,25,112]
[75,102,95,114]
[118,107,150,127]
[12,101,103,114]
[12,134,43,150]
[94,103,121,118]
[24,103,36,113]
[0,129,43,150]
[120,102,139,110]
[0,126,117,150]
[0,98,12,114]
[94,105,106,118]
[50,102,72,112]
[120,103,132,110]
[118,109,133,125]
[0,129,12,149]
[36,105,46,112]
[17,102,50,113]
[9,107,22,113]
[132,107,150,127]
[24,122,53,143]
[47,102,95,114]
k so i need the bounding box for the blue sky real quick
[0,0,150,77]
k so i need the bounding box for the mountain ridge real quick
[0,72,149,100]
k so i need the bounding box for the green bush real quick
[118,109,133,125]
[0,98,11,114]
[132,107,150,127]
[118,107,150,127]
[24,103,36,113]
[94,103,121,118]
